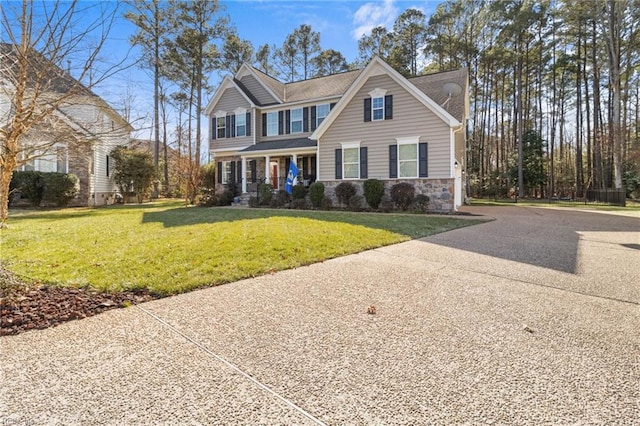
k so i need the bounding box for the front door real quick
[270,160,279,189]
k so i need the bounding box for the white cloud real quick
[351,0,399,40]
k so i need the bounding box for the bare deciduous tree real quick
[0,0,129,228]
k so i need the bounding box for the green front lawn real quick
[1,202,485,295]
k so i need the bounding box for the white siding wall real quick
[319,74,452,181]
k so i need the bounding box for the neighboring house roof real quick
[240,137,317,153]
[0,42,132,132]
[311,56,465,140]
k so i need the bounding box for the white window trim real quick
[341,141,361,180]
[368,88,387,98]
[290,107,303,134]
[266,111,278,136]
[396,136,420,179]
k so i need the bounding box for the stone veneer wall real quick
[321,178,456,212]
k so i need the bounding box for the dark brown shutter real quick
[335,148,342,179]
[236,160,242,183]
[106,155,109,176]
[212,117,216,140]
[230,161,236,183]
[419,143,428,177]
[246,112,251,136]
[225,115,231,138]
[303,107,309,132]
[384,95,393,120]
[231,114,236,138]
[389,145,397,178]
[285,109,291,134]
[262,113,267,136]
[364,98,371,122]
[360,147,368,179]
[217,162,222,183]
[278,111,284,135]
[310,156,317,179]
[310,106,317,131]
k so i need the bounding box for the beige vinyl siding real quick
[239,75,278,105]
[210,87,253,151]
[319,74,452,180]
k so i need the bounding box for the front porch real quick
[215,138,318,195]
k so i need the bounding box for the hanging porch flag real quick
[284,160,299,194]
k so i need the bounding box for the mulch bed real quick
[0,267,159,336]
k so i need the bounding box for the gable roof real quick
[310,56,464,140]
[0,43,132,132]
[230,64,362,106]
[204,75,255,115]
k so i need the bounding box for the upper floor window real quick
[372,97,384,121]
[216,116,226,139]
[291,108,303,133]
[364,88,392,122]
[266,112,278,136]
[235,112,246,137]
[316,103,330,127]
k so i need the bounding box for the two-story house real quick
[205,56,468,212]
[1,43,132,206]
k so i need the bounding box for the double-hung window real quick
[221,161,232,184]
[343,143,360,179]
[398,143,418,178]
[266,112,278,136]
[216,116,226,139]
[291,108,303,133]
[235,112,246,137]
[316,103,330,127]
[372,97,384,121]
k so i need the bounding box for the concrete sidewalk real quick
[2,206,639,425]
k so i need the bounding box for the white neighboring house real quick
[0,43,133,206]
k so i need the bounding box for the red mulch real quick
[0,267,158,336]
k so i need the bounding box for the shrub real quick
[258,183,273,206]
[348,194,366,211]
[320,197,333,210]
[335,182,357,207]
[309,182,325,208]
[217,189,235,206]
[198,191,217,207]
[10,171,78,207]
[42,173,79,207]
[10,171,45,207]
[363,179,385,209]
[379,195,393,213]
[390,182,415,211]
[291,198,310,210]
[248,196,259,208]
[269,190,290,208]
[291,185,307,200]
[413,194,430,213]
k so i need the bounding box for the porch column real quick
[241,157,247,193]
[265,155,270,184]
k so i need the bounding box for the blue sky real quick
[90,0,440,138]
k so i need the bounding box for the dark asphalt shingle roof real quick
[240,138,316,153]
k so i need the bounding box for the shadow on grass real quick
[8,201,181,222]
[141,206,485,239]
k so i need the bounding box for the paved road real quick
[1,206,639,425]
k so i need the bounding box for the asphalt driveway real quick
[1,205,639,425]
